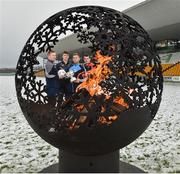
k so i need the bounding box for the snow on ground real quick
[0,76,179,173]
[120,82,180,173]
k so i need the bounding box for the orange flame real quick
[69,50,129,128]
[113,96,129,108]
[76,50,112,97]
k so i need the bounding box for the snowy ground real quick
[0,75,179,173]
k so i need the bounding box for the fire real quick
[97,96,129,125]
[76,50,112,97]
[113,96,129,108]
[98,115,118,125]
[69,50,129,129]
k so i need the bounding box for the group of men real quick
[44,50,94,103]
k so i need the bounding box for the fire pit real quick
[15,6,163,172]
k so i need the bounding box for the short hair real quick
[62,51,69,55]
[83,54,89,57]
[73,53,80,57]
[47,50,56,55]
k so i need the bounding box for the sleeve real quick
[44,61,55,78]
[56,62,62,71]
[56,61,66,71]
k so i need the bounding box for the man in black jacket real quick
[56,51,72,99]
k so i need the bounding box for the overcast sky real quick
[0,0,144,68]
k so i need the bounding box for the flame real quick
[69,50,129,129]
[98,115,118,125]
[76,50,112,97]
[113,96,129,108]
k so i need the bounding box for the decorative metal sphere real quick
[15,6,163,155]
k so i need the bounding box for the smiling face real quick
[48,51,56,62]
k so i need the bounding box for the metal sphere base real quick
[40,150,145,173]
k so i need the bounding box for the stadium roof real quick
[124,0,180,41]
[44,0,180,56]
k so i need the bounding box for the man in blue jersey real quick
[69,53,86,93]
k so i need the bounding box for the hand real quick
[66,71,74,78]
[74,78,80,83]
[70,77,76,82]
[59,74,65,79]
